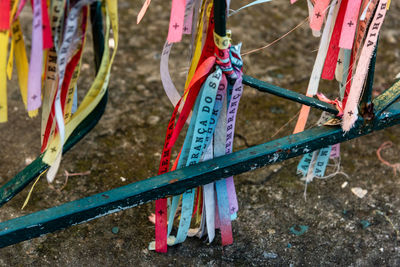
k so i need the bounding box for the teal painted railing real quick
[1,0,399,248]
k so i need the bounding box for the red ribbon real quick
[316,92,344,117]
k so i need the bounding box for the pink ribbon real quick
[167,0,186,43]
[316,93,344,117]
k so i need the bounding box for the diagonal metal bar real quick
[242,75,339,115]
[0,92,108,208]
[360,42,378,116]
[373,79,400,117]
[1,102,400,248]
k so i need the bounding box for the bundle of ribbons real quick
[150,0,392,251]
[151,0,242,253]
[0,0,118,182]
[291,0,390,185]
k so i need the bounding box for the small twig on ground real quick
[235,133,252,148]
[48,170,91,193]
[60,170,91,191]
[376,141,400,175]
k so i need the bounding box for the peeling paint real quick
[269,153,279,163]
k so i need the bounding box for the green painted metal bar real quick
[214,0,227,37]
[242,75,339,115]
[1,101,400,248]
[0,155,47,206]
[2,0,400,250]
[0,92,108,207]
[360,43,377,119]
[90,2,105,75]
[0,2,107,207]
[373,79,400,117]
[375,103,400,127]
[0,0,342,208]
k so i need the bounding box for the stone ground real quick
[1,0,400,266]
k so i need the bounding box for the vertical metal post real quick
[213,0,227,37]
[360,41,378,120]
[90,2,105,73]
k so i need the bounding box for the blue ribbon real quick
[297,152,313,176]
[169,67,223,244]
[313,146,332,177]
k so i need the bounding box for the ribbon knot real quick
[316,92,344,117]
[214,43,243,80]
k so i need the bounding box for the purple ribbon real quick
[27,0,43,111]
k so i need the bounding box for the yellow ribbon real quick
[183,0,211,91]
[43,0,119,166]
[0,30,9,123]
